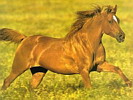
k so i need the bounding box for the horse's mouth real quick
[116,38,124,43]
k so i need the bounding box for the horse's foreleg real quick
[80,68,92,88]
[30,67,48,89]
[97,62,132,87]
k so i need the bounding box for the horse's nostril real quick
[119,34,124,39]
[116,34,125,42]
[119,34,123,38]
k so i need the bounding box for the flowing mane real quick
[65,5,117,39]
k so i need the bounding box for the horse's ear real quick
[113,5,117,14]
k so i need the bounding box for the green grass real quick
[0,0,133,100]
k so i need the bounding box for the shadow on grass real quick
[105,79,130,89]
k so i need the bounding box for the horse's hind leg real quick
[97,62,132,87]
[1,54,30,90]
[30,66,48,89]
[1,65,28,90]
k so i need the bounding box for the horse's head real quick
[102,5,125,43]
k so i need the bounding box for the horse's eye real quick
[109,20,113,24]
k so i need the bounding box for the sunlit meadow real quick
[0,0,133,100]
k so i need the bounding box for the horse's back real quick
[14,35,62,66]
[18,35,62,51]
[16,35,56,57]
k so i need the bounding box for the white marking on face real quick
[113,15,118,23]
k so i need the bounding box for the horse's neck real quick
[87,29,103,52]
[65,30,102,55]
[77,24,103,52]
[65,20,103,53]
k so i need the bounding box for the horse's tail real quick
[0,28,26,43]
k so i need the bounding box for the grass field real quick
[0,0,133,100]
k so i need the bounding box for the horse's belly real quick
[45,66,78,74]
[36,41,79,74]
[39,55,79,74]
[40,63,78,74]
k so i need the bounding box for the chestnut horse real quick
[0,5,132,90]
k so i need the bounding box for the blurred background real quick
[0,0,133,100]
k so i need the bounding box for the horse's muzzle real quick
[116,33,125,43]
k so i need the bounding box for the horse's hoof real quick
[1,85,7,90]
[126,81,132,87]
[1,87,6,90]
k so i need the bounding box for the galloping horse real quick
[0,5,132,90]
